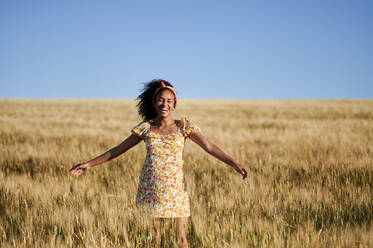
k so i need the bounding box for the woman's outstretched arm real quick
[69,134,142,176]
[189,132,248,180]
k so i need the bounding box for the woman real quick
[70,79,247,248]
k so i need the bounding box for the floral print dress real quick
[131,117,200,218]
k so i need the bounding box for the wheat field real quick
[0,99,372,247]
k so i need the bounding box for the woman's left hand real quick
[69,163,90,176]
[234,164,248,180]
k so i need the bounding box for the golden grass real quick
[0,99,372,247]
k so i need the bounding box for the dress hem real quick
[150,214,191,218]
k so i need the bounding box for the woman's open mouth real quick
[160,108,169,114]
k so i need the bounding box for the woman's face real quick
[154,89,176,119]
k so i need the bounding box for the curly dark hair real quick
[136,79,176,121]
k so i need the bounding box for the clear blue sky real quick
[1,1,372,99]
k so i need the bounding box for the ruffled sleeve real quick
[181,117,201,137]
[131,121,150,138]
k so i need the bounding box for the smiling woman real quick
[136,80,177,122]
[69,79,247,248]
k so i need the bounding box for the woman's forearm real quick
[83,134,142,169]
[206,143,247,179]
[206,143,238,168]
[84,150,112,168]
[189,132,240,168]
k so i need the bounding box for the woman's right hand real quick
[69,163,90,176]
[233,164,248,180]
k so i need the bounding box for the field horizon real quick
[1,99,372,247]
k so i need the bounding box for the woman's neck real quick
[154,117,174,127]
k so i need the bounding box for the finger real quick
[75,167,87,176]
[71,168,82,176]
[242,168,248,180]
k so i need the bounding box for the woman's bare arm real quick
[188,132,247,179]
[70,134,142,176]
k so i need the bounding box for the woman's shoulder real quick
[133,120,151,128]
[178,116,195,124]
[177,117,201,136]
[131,121,151,137]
